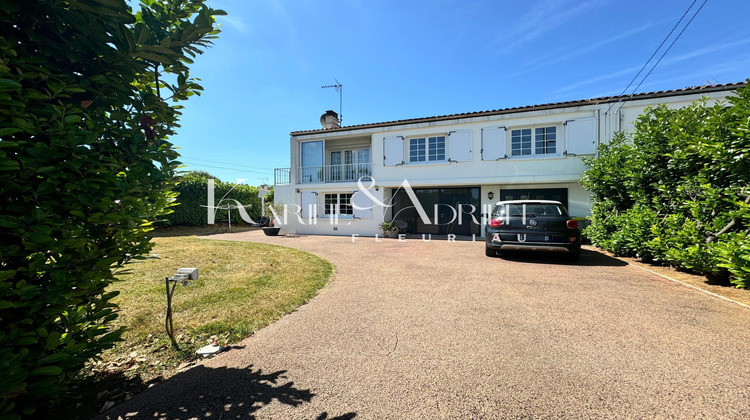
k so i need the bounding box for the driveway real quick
[100,232,750,419]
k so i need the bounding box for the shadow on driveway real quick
[96,364,356,420]
[494,248,628,267]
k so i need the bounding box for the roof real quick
[291,82,745,136]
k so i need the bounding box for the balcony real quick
[274,168,290,185]
[297,162,372,184]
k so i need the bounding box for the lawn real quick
[62,230,334,418]
[112,233,333,344]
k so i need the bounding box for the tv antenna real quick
[321,79,343,126]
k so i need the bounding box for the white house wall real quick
[283,88,738,237]
[292,187,387,236]
[614,91,733,138]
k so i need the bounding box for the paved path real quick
[100,232,750,419]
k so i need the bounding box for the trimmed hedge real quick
[0,0,223,417]
[162,172,268,226]
[581,81,750,288]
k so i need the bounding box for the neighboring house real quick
[273,82,744,237]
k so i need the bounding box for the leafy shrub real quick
[583,199,620,249]
[162,171,265,226]
[581,81,750,288]
[0,0,223,416]
[713,232,750,288]
[608,205,658,260]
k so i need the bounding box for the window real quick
[410,136,445,162]
[357,149,370,165]
[511,129,531,156]
[493,203,565,218]
[357,149,372,181]
[410,138,425,162]
[511,126,557,156]
[535,127,556,154]
[328,149,370,182]
[300,140,323,183]
[324,193,353,215]
[330,151,341,166]
[428,136,445,161]
[330,151,342,181]
[329,150,354,181]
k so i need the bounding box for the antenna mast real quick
[321,79,343,126]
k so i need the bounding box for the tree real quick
[0,0,224,416]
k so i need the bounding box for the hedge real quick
[162,171,270,226]
[0,0,223,417]
[581,81,750,288]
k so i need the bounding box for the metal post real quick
[165,277,179,350]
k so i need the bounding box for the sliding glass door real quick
[391,187,481,236]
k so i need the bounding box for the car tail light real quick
[566,219,578,229]
[570,236,577,242]
[489,218,502,227]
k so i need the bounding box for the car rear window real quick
[492,203,567,217]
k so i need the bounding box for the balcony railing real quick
[274,168,290,185]
[298,162,372,184]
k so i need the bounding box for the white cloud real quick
[550,37,750,96]
[488,0,609,55]
[660,37,750,65]
[511,21,659,76]
[217,15,250,33]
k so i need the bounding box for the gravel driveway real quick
[99,232,750,419]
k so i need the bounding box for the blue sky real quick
[171,0,750,185]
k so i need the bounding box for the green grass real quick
[88,230,334,380]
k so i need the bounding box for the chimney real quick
[320,110,340,129]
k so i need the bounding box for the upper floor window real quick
[409,136,445,162]
[511,129,532,156]
[535,127,556,154]
[511,127,556,156]
[329,149,370,182]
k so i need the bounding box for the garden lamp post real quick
[164,268,199,350]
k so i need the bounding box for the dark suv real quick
[485,200,581,260]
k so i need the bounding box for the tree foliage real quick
[0,0,224,416]
[581,81,750,287]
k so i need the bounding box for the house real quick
[272,82,744,238]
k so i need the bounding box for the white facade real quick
[273,84,742,237]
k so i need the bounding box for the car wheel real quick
[485,247,497,257]
[567,249,581,262]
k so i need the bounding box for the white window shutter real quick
[351,191,373,219]
[383,136,404,166]
[565,118,597,155]
[300,191,317,219]
[448,130,472,162]
[481,127,507,160]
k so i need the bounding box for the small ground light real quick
[164,268,198,350]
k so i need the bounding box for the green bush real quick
[581,81,750,288]
[162,171,265,226]
[0,0,223,417]
[609,205,658,260]
[713,232,750,288]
